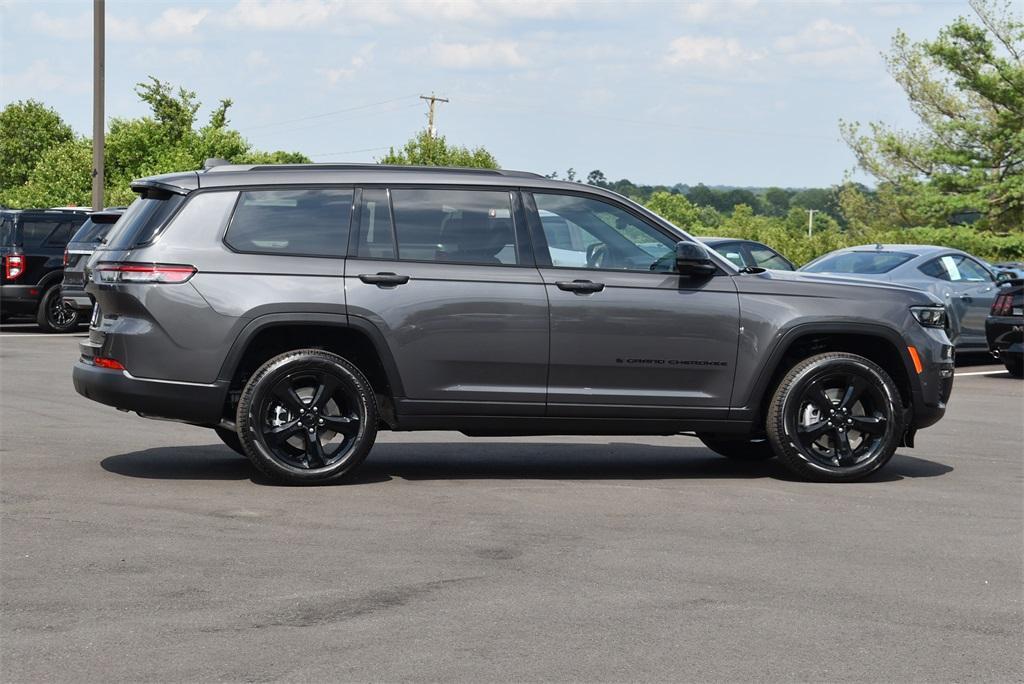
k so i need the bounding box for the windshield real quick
[803,251,916,275]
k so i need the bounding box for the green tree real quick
[0,100,74,194]
[0,77,309,208]
[379,129,498,168]
[764,187,794,216]
[841,0,1024,230]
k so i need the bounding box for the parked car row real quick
[698,238,1022,372]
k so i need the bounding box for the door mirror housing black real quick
[676,241,717,278]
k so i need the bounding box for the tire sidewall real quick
[237,350,377,485]
[771,355,903,481]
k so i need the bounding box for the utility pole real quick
[806,209,818,238]
[419,94,449,138]
[92,0,105,210]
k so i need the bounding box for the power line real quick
[243,94,419,131]
[246,102,421,139]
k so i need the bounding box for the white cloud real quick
[227,0,338,29]
[665,36,762,68]
[0,59,88,94]
[774,18,874,66]
[680,0,759,22]
[152,7,209,38]
[315,44,374,85]
[430,41,528,69]
[29,6,207,42]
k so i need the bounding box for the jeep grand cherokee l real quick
[73,163,955,484]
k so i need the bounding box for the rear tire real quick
[766,352,904,482]
[214,427,245,456]
[236,349,378,485]
[697,435,775,461]
[37,286,80,333]
[1004,354,1023,378]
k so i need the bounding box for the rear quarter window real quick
[225,188,353,257]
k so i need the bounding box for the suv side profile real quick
[1,208,90,331]
[73,164,955,484]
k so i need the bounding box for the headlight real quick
[911,305,947,328]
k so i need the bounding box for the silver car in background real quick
[801,244,998,352]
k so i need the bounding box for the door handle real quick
[959,294,973,303]
[556,279,605,293]
[358,272,410,286]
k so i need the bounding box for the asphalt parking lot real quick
[1,323,1022,682]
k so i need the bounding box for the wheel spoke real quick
[273,383,306,414]
[321,414,358,435]
[309,375,339,410]
[850,414,887,435]
[834,428,855,464]
[266,419,302,444]
[805,380,834,414]
[306,431,326,467]
[838,376,867,410]
[798,420,830,441]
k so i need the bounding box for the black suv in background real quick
[73,163,955,485]
[1,208,89,331]
[62,209,124,313]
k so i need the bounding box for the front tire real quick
[37,286,80,333]
[697,435,775,461]
[766,352,904,482]
[236,349,378,485]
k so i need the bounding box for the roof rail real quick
[211,162,543,179]
[203,158,232,170]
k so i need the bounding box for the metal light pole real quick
[806,209,818,238]
[91,0,105,211]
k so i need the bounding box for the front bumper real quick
[73,359,230,425]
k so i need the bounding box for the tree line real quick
[1,0,1020,262]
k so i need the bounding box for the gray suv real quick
[73,163,955,484]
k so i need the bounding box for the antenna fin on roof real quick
[203,158,231,171]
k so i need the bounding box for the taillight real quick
[63,249,69,267]
[94,262,197,284]
[991,294,1013,316]
[4,254,25,280]
[94,357,125,370]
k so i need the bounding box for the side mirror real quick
[676,241,717,278]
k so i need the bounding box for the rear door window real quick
[919,255,993,282]
[803,251,916,274]
[226,188,353,257]
[390,188,518,265]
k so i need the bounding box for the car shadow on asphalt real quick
[100,442,953,486]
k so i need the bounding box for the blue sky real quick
[1,0,970,187]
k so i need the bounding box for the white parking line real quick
[0,333,86,338]
[955,369,1010,377]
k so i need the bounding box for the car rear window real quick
[71,216,119,244]
[0,215,15,246]
[100,195,185,250]
[803,251,916,274]
[225,188,353,257]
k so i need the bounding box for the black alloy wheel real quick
[237,349,377,485]
[767,352,904,482]
[38,286,80,333]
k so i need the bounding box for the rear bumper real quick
[61,287,92,311]
[73,359,229,425]
[986,317,1023,359]
[0,283,42,313]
